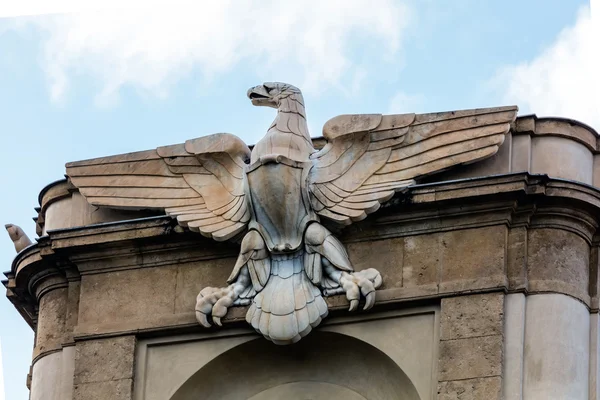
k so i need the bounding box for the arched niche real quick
[170,331,421,400]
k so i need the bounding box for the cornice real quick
[514,114,599,153]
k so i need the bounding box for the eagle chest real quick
[246,161,316,252]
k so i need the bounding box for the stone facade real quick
[4,115,600,399]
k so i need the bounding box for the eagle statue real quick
[66,82,517,344]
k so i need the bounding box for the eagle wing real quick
[66,133,251,241]
[309,106,518,225]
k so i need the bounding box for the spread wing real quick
[309,106,518,225]
[66,133,251,241]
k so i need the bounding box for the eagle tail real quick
[246,250,328,345]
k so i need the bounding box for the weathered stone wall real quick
[6,113,600,400]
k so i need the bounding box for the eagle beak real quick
[247,85,276,108]
[247,85,270,99]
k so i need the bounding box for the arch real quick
[170,331,421,400]
[248,382,367,400]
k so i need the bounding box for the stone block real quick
[440,293,504,340]
[507,227,528,289]
[78,266,178,326]
[346,237,404,290]
[65,281,81,342]
[74,336,135,384]
[73,379,133,400]
[527,228,589,301]
[403,234,441,288]
[440,226,506,291]
[439,335,503,381]
[438,377,502,400]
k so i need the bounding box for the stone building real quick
[4,103,600,399]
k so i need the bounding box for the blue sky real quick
[0,1,597,398]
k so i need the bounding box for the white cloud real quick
[491,3,599,131]
[12,0,412,105]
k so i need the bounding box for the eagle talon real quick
[338,269,382,312]
[195,311,211,328]
[195,284,240,328]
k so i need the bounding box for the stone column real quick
[590,312,600,400]
[519,222,592,399]
[437,292,505,399]
[29,273,75,400]
[589,240,600,400]
[522,294,590,399]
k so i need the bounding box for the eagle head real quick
[247,82,301,108]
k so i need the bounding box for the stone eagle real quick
[66,82,517,344]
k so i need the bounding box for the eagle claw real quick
[195,285,239,328]
[339,268,383,311]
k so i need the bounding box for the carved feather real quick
[310,106,518,224]
[66,133,251,241]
